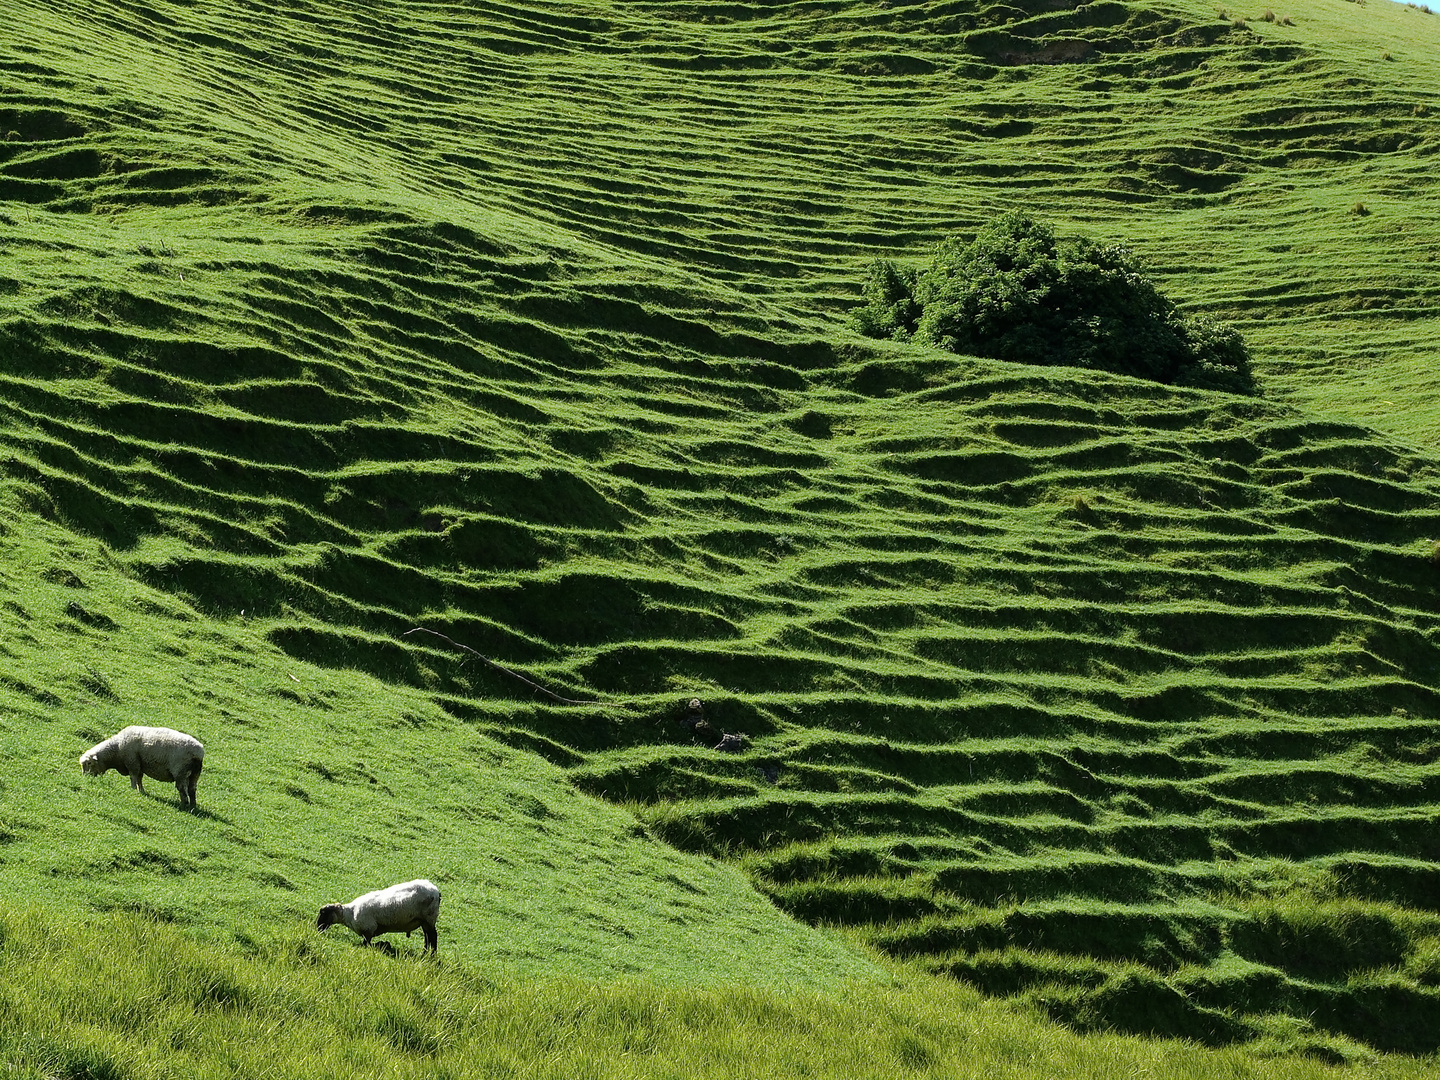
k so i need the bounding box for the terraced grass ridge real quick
[5,0,1440,1069]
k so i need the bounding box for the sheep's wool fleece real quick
[83,726,204,770]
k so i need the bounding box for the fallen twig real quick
[402,627,612,707]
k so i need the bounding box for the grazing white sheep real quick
[80,725,204,809]
[317,879,441,953]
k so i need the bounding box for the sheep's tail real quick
[402,627,629,709]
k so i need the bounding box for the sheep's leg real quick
[187,760,202,808]
[130,772,145,794]
[175,766,198,809]
[421,920,438,954]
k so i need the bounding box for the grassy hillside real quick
[9,911,1438,1080]
[5,0,1440,1069]
[0,505,877,988]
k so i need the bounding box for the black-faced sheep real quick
[317,878,441,953]
[80,725,204,809]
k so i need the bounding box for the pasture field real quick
[4,0,1440,1071]
[8,909,1439,1080]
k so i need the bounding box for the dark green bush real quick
[850,258,921,340]
[849,212,1255,394]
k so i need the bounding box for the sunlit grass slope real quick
[7,0,1439,435]
[4,0,1440,1064]
[0,502,876,988]
[11,909,1439,1080]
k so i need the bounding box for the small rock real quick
[679,697,710,736]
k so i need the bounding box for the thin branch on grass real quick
[402,626,616,708]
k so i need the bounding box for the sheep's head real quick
[79,750,103,776]
[317,904,344,932]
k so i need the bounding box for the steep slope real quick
[0,502,880,988]
[6,0,1440,442]
[4,0,1440,1057]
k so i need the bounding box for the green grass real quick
[0,507,874,989]
[6,0,1440,1069]
[4,905,1437,1080]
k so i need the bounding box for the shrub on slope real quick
[851,212,1255,394]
